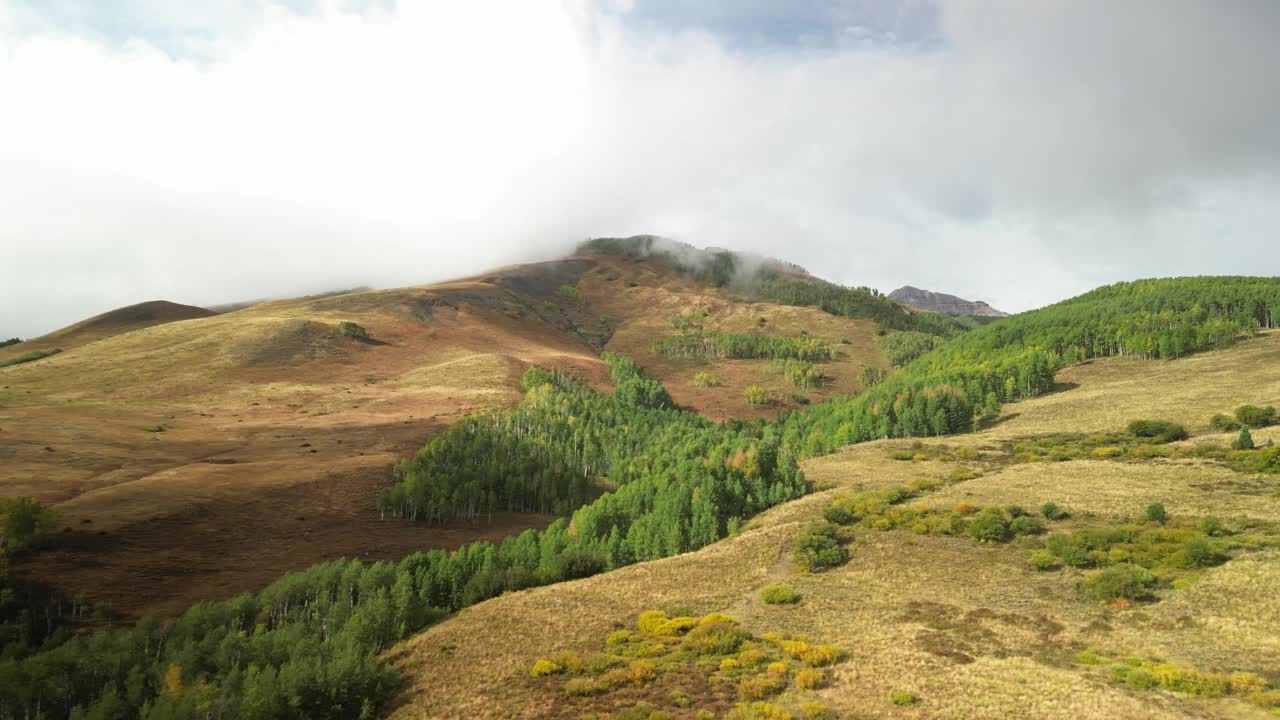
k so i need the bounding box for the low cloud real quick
[2,1,1278,337]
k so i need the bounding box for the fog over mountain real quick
[2,1,1279,338]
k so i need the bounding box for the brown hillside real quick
[0,300,216,363]
[0,254,886,617]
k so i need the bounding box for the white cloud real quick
[1,1,1278,337]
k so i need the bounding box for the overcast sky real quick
[2,1,1279,338]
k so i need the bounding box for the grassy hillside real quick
[0,299,215,364]
[385,330,1280,720]
[5,246,1280,720]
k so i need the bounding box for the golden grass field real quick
[384,332,1280,719]
[0,254,887,617]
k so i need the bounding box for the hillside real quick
[384,330,1280,720]
[888,286,1009,318]
[6,251,1280,720]
[0,249,890,617]
[0,299,215,364]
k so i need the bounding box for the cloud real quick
[1,1,1278,337]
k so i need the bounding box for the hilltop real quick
[888,285,1008,317]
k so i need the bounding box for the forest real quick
[782,277,1280,458]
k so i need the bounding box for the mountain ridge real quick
[889,284,1009,317]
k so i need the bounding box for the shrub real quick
[795,667,826,690]
[1197,516,1225,536]
[1029,550,1061,571]
[1181,537,1226,568]
[1040,501,1067,520]
[1233,427,1255,450]
[794,522,848,572]
[799,644,845,667]
[801,701,835,720]
[737,675,787,701]
[967,509,1011,543]
[653,617,699,636]
[761,585,801,605]
[637,610,669,634]
[743,385,773,407]
[582,652,621,675]
[1125,668,1155,690]
[1077,650,1106,665]
[336,321,368,340]
[668,689,692,708]
[564,677,605,696]
[1235,404,1277,428]
[1145,503,1169,525]
[1127,419,1188,443]
[1081,564,1157,602]
[1210,413,1242,432]
[684,618,749,655]
[1010,516,1045,536]
[890,691,918,706]
[531,659,562,677]
[691,371,720,388]
[726,702,792,720]
[1150,664,1227,697]
[823,505,854,525]
[607,629,633,647]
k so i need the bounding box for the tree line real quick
[650,332,837,363]
[782,277,1280,458]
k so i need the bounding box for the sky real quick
[2,1,1279,338]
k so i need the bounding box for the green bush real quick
[1010,516,1045,536]
[1235,404,1277,428]
[1029,550,1061,571]
[794,522,848,572]
[336,321,368,340]
[966,509,1011,543]
[1181,537,1226,568]
[1125,668,1155,690]
[822,505,854,525]
[1197,516,1226,536]
[761,585,801,605]
[1233,427,1255,450]
[890,691,918,706]
[1127,419,1188,443]
[1209,413,1242,432]
[1145,503,1169,525]
[1081,564,1157,602]
[1040,501,1067,520]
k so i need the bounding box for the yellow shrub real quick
[800,644,845,667]
[737,675,787,701]
[726,702,792,720]
[637,610,670,634]
[700,612,734,627]
[627,660,657,684]
[795,667,825,690]
[1228,672,1269,696]
[654,616,699,636]
[637,642,669,658]
[531,659,562,677]
[801,701,836,720]
[781,640,811,659]
[1150,664,1227,697]
[1090,446,1124,459]
[720,658,740,671]
[759,632,785,647]
[553,651,582,674]
[738,648,768,666]
[607,629,633,647]
[766,661,789,678]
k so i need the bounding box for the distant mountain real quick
[888,285,1008,317]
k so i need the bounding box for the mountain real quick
[7,241,1280,720]
[888,284,1009,317]
[0,299,215,364]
